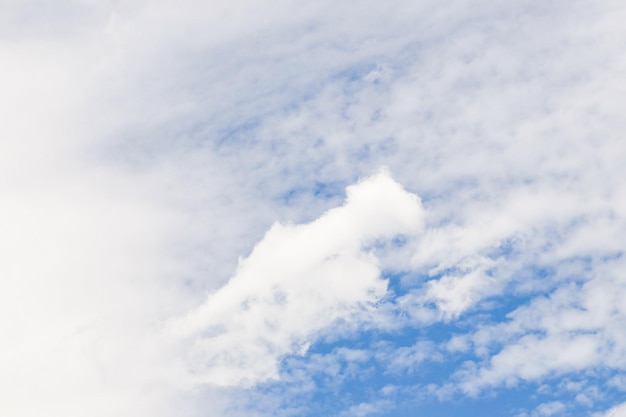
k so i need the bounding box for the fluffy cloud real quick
[167,170,424,386]
[451,254,626,395]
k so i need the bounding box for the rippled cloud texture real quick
[2,1,626,416]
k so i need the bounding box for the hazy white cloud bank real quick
[2,0,626,416]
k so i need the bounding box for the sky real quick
[1,0,626,416]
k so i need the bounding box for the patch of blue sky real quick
[385,384,550,417]
[382,270,424,301]
[492,370,626,417]
[214,117,263,151]
[277,180,347,207]
[263,321,461,402]
[253,341,626,417]
[334,62,384,84]
[239,253,626,417]
[263,351,468,415]
[312,180,346,199]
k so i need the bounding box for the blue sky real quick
[2,1,626,416]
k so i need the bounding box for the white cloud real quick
[422,256,502,317]
[167,170,424,387]
[601,402,626,417]
[340,399,393,417]
[378,340,442,374]
[0,154,201,416]
[451,254,626,396]
[534,401,566,417]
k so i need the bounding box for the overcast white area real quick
[1,0,626,416]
